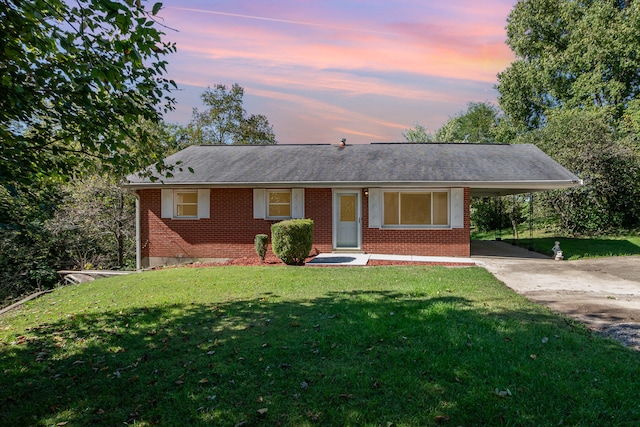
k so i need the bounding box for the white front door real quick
[334,190,361,249]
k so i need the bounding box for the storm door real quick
[334,190,361,249]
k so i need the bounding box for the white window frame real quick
[174,190,199,219]
[161,189,210,220]
[266,189,292,219]
[253,188,304,220]
[381,189,450,229]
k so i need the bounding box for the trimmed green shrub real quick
[271,219,314,265]
[254,234,268,263]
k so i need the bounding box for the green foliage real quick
[620,99,640,137]
[0,0,177,186]
[516,108,640,233]
[435,102,501,143]
[186,83,277,145]
[0,181,64,304]
[471,196,526,233]
[505,235,640,260]
[2,267,639,425]
[271,219,314,265]
[495,1,640,233]
[254,234,268,263]
[46,175,136,269]
[0,174,138,304]
[402,123,433,142]
[497,0,640,128]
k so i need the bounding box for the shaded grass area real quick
[1,267,639,426]
[472,229,640,259]
[504,236,640,260]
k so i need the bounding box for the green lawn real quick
[473,229,640,259]
[1,266,639,426]
[504,235,640,259]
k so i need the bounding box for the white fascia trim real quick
[124,179,583,191]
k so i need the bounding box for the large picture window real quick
[267,190,291,218]
[383,191,449,227]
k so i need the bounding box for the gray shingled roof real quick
[125,143,581,196]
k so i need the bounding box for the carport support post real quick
[494,196,503,241]
[529,192,534,250]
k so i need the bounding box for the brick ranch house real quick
[125,143,581,268]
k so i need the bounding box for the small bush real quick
[254,234,268,263]
[271,219,314,265]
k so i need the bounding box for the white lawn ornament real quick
[552,241,563,261]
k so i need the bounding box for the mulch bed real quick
[182,253,473,268]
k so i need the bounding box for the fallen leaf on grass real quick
[198,378,209,384]
[435,415,450,423]
[257,408,268,415]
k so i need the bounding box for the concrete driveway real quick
[471,241,640,345]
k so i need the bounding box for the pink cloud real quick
[159,1,517,144]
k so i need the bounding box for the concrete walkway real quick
[306,253,475,266]
[471,240,640,333]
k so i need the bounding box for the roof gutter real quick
[122,179,583,192]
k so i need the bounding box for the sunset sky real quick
[157,0,517,144]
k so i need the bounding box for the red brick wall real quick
[137,187,470,266]
[304,188,333,253]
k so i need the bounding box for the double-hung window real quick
[174,191,199,218]
[253,189,304,220]
[383,190,449,227]
[267,190,291,218]
[161,189,210,219]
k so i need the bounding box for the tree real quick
[497,0,640,128]
[515,108,640,233]
[471,196,526,236]
[495,1,640,234]
[0,179,63,304]
[47,175,136,269]
[434,102,500,142]
[0,0,177,186]
[402,123,433,142]
[187,83,276,145]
